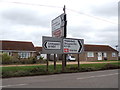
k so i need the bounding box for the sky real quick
[0,0,119,49]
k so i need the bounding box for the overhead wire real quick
[0,1,118,25]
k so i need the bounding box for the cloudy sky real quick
[0,0,119,49]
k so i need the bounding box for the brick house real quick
[35,44,119,61]
[73,44,119,61]
[0,40,36,59]
[1,40,118,61]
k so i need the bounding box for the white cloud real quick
[0,0,118,48]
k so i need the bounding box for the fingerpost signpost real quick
[42,5,84,71]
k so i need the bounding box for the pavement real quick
[2,69,119,88]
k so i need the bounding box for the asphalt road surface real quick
[2,69,119,88]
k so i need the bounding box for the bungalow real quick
[0,40,36,59]
[73,44,119,61]
[36,44,119,61]
[1,40,118,61]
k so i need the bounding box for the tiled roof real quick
[35,47,42,52]
[84,44,118,52]
[0,40,118,53]
[0,40,35,51]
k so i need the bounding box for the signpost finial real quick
[63,5,66,14]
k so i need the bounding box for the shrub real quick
[19,57,39,64]
[11,56,21,64]
[20,59,33,64]
[104,57,107,61]
[0,54,2,64]
[40,56,44,60]
[29,67,46,73]
[2,53,12,64]
[2,53,22,64]
[80,67,96,72]
[101,63,120,70]
[1,53,46,65]
[36,59,46,64]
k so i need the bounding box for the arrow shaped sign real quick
[63,39,83,53]
[42,36,84,54]
[78,40,83,53]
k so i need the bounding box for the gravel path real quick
[0,61,119,67]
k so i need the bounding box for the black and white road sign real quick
[42,36,63,54]
[63,38,84,54]
[42,36,84,54]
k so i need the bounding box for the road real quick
[2,69,119,88]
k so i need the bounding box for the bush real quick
[19,57,46,64]
[40,56,44,60]
[101,63,120,70]
[2,53,22,64]
[20,58,34,64]
[80,67,96,72]
[29,67,46,73]
[11,56,21,64]
[0,54,2,64]
[104,57,107,61]
[36,59,46,64]
[119,56,120,60]
[2,53,38,65]
[2,53,12,64]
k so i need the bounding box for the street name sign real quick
[42,36,62,54]
[63,38,84,54]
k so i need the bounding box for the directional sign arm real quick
[78,40,83,53]
[44,42,47,49]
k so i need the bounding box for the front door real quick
[98,52,102,60]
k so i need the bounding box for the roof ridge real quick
[85,44,109,46]
[0,40,32,43]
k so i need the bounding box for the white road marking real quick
[0,84,28,87]
[77,73,118,80]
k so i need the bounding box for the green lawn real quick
[1,62,120,78]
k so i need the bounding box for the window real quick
[3,52,9,55]
[112,52,116,57]
[103,52,107,57]
[87,52,94,57]
[18,52,30,58]
[119,52,120,56]
[3,52,12,56]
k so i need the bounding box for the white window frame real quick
[103,52,107,57]
[87,52,94,57]
[112,52,116,57]
[18,52,31,58]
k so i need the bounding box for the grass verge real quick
[1,62,120,78]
